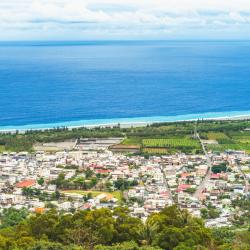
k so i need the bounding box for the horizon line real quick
[1,39,250,43]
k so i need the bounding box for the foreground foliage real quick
[0,206,249,250]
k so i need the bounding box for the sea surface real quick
[0,40,250,130]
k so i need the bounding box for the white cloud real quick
[1,0,250,39]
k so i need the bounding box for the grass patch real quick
[0,145,6,152]
[207,143,250,152]
[122,137,142,146]
[61,190,123,201]
[111,191,123,201]
[238,139,250,144]
[206,132,228,140]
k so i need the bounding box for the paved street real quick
[193,127,212,199]
[160,165,174,203]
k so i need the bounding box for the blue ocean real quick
[0,41,250,130]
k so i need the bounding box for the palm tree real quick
[139,218,159,246]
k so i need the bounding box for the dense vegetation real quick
[211,163,228,174]
[113,179,138,191]
[50,172,98,191]
[0,120,250,153]
[0,206,249,250]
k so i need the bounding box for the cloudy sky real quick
[1,0,250,40]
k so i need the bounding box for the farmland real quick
[141,137,201,154]
[142,138,200,148]
[143,147,169,154]
[205,132,229,140]
[130,121,250,154]
[201,130,250,153]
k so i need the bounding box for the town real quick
[0,135,249,229]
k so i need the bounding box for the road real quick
[160,165,174,204]
[235,158,249,194]
[193,125,213,199]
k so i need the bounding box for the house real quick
[177,184,191,192]
[16,179,36,188]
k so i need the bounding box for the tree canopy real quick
[0,206,248,250]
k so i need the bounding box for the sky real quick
[1,0,250,40]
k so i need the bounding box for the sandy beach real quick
[0,112,250,133]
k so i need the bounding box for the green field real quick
[237,139,250,143]
[229,131,250,141]
[122,137,142,146]
[206,132,229,140]
[207,143,250,153]
[0,146,6,152]
[200,129,250,153]
[142,138,200,148]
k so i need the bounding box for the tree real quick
[201,207,221,219]
[51,173,66,189]
[212,227,234,247]
[0,207,28,228]
[28,209,60,240]
[73,177,85,189]
[38,178,45,186]
[185,188,196,194]
[51,191,61,200]
[113,207,143,243]
[139,218,159,245]
[147,206,212,250]
[0,235,8,249]
[83,193,93,202]
[114,179,138,191]
[22,187,42,198]
[90,177,98,188]
[16,236,36,249]
[69,208,116,249]
[233,230,250,250]
[153,227,185,250]
[28,240,78,250]
[200,208,209,219]
[208,208,221,219]
[85,168,94,179]
[0,206,239,250]
[212,163,227,174]
[95,241,162,250]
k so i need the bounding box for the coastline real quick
[0,110,250,133]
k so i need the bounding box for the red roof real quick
[160,193,169,197]
[199,193,206,201]
[83,203,92,209]
[178,184,191,191]
[160,191,168,195]
[96,169,110,174]
[211,173,220,179]
[35,208,45,214]
[16,180,36,188]
[181,173,191,178]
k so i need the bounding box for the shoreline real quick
[0,110,250,133]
